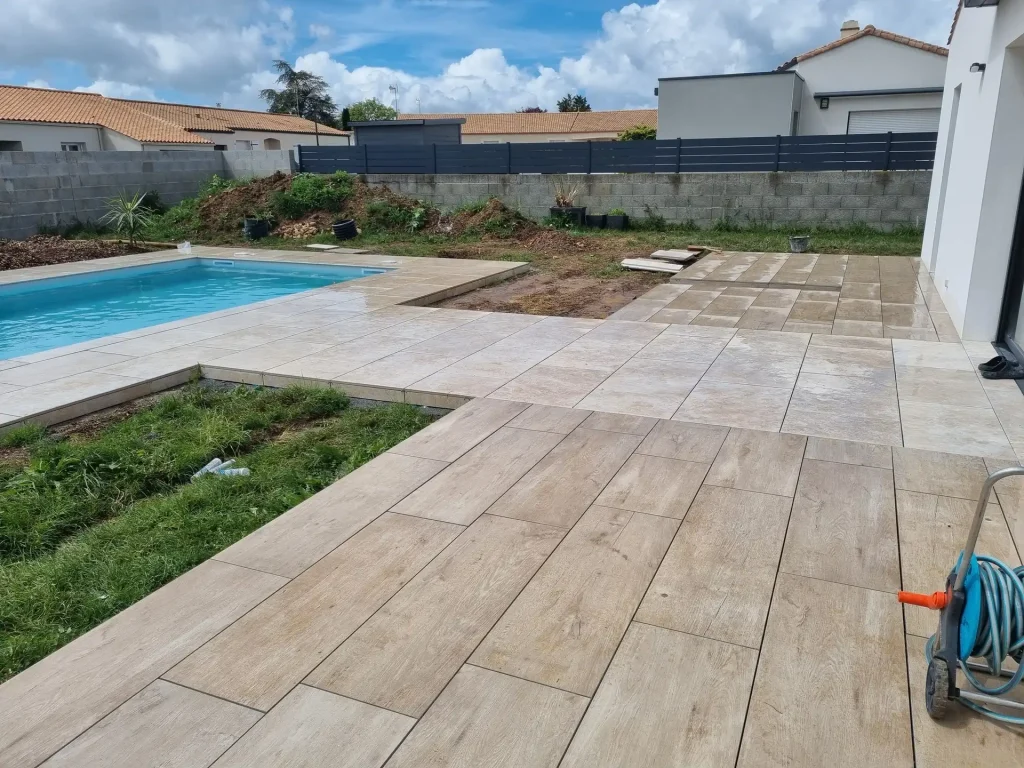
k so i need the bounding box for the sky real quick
[2,0,957,114]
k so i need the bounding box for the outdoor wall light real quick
[819,97,830,109]
[970,62,987,73]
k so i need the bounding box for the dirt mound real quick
[434,198,537,238]
[0,236,140,271]
[197,172,292,235]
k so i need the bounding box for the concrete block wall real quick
[0,150,294,240]
[363,170,932,232]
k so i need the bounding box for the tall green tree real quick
[556,93,591,112]
[517,106,547,113]
[346,98,398,122]
[260,60,339,127]
[340,107,351,130]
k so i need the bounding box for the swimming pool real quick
[0,258,388,359]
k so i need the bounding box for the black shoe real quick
[979,355,1008,372]
[981,361,1024,379]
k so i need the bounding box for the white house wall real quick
[794,35,947,135]
[0,121,104,151]
[923,1,1024,340]
[459,131,620,144]
[657,73,800,139]
[194,129,350,149]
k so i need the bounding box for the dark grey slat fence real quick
[298,132,937,175]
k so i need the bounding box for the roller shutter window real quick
[847,108,942,134]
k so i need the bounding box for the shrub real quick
[607,208,627,216]
[631,204,666,232]
[140,191,167,214]
[364,200,415,232]
[271,172,353,221]
[99,191,155,245]
[617,125,657,141]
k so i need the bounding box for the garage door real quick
[848,108,941,134]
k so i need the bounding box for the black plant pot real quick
[333,219,358,240]
[242,218,270,240]
[585,214,607,229]
[550,206,586,227]
[606,214,629,231]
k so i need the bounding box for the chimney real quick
[840,20,861,39]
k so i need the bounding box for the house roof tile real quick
[0,84,346,145]
[775,25,948,71]
[400,109,657,135]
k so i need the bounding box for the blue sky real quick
[3,0,956,112]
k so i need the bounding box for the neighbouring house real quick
[657,21,948,139]
[351,118,465,145]
[922,0,1024,344]
[0,84,351,152]
[396,110,657,143]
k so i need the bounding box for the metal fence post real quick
[506,142,512,174]
[363,144,369,174]
[883,131,893,171]
[774,135,782,172]
[431,143,437,174]
[587,141,593,174]
[676,138,682,173]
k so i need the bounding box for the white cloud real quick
[25,79,52,89]
[3,0,955,112]
[269,0,954,113]
[73,80,160,100]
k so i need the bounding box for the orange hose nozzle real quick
[897,590,948,610]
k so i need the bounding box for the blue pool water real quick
[0,258,388,359]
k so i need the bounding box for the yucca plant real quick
[99,191,154,246]
[553,176,581,208]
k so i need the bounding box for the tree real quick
[556,93,591,112]
[340,107,351,130]
[516,106,547,113]
[260,60,338,127]
[617,124,657,141]
[346,98,398,122]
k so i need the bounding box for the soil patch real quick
[0,236,144,271]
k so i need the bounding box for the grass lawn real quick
[0,384,435,683]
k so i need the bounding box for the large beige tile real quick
[589,356,707,397]
[726,328,810,356]
[830,319,885,337]
[2,369,144,417]
[805,437,892,469]
[167,514,461,710]
[0,560,286,768]
[841,281,881,300]
[560,623,757,768]
[736,306,789,330]
[636,331,730,364]
[674,379,793,431]
[41,680,260,768]
[636,485,791,648]
[215,452,447,577]
[800,345,894,381]
[835,298,882,322]
[783,404,903,446]
[595,454,707,519]
[788,300,837,323]
[667,288,723,310]
[705,428,806,497]
[210,340,335,372]
[780,459,900,592]
[637,419,729,463]
[788,372,899,419]
[809,333,891,351]
[388,398,528,462]
[96,345,231,378]
[882,303,936,329]
[893,447,990,500]
[574,388,682,419]
[471,507,677,695]
[751,287,800,308]
[488,365,609,407]
[891,339,973,371]
[580,410,658,435]
[306,514,563,717]
[391,427,564,525]
[212,686,414,768]
[702,348,803,388]
[900,400,1014,459]
[896,366,989,408]
[505,404,592,434]
[486,427,642,528]
[897,490,1020,638]
[737,573,913,768]
[905,635,1024,768]
[648,307,700,324]
[384,664,586,768]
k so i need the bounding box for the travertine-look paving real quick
[2,401,1022,767]
[3,247,1024,766]
[614,252,959,342]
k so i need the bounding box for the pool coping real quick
[0,246,528,431]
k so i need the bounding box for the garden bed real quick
[0,383,435,682]
[0,236,147,272]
